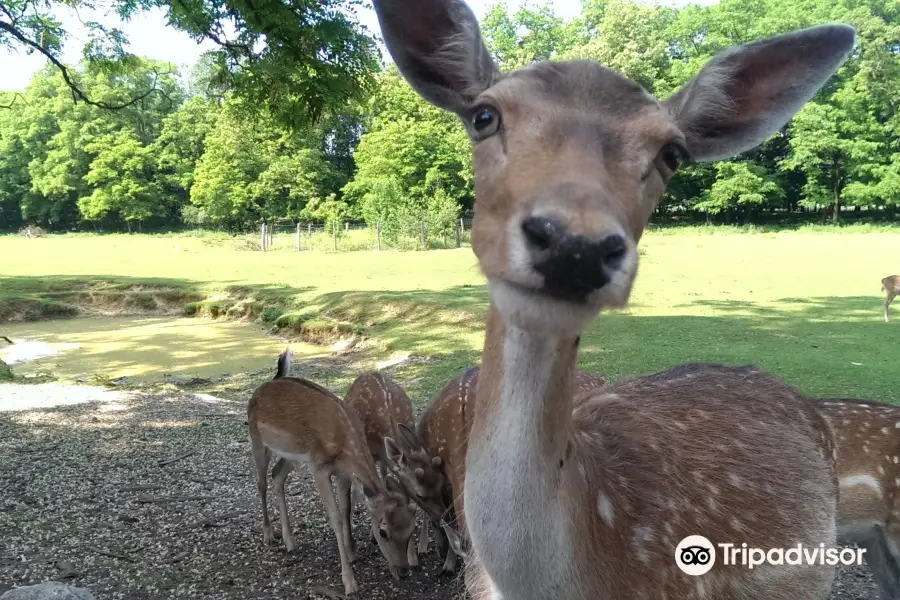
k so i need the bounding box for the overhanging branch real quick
[0,19,165,110]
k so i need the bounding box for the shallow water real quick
[0,316,325,382]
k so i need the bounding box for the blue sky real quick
[0,0,708,91]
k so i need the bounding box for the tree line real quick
[1,0,898,235]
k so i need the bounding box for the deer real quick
[386,365,606,576]
[371,1,854,597]
[817,396,900,600]
[342,370,420,569]
[247,349,417,596]
[883,275,899,322]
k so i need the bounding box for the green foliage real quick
[0,0,379,127]
[1,0,899,233]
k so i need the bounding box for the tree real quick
[81,130,164,229]
[1,0,379,127]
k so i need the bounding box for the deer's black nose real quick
[521,216,628,301]
[397,566,410,578]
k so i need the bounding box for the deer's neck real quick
[464,303,579,597]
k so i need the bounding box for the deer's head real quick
[384,424,448,523]
[362,476,418,579]
[373,0,855,334]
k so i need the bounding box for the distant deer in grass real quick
[818,397,900,600]
[247,350,417,596]
[372,0,853,597]
[342,371,420,569]
[884,276,899,322]
[385,366,606,575]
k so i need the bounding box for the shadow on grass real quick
[2,273,898,405]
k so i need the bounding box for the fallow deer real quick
[247,350,417,595]
[386,366,606,575]
[342,370,420,569]
[818,396,900,600]
[883,275,899,322]
[372,1,854,597]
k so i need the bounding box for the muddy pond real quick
[0,316,325,383]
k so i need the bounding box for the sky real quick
[0,0,704,91]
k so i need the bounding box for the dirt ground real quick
[0,382,881,599]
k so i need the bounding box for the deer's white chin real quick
[489,279,593,337]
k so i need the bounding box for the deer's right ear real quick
[371,0,498,115]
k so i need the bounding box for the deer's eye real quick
[379,528,390,541]
[471,105,501,138]
[658,143,687,174]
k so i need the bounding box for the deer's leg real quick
[417,517,430,556]
[887,293,897,323]
[336,476,356,563]
[441,546,458,575]
[407,511,419,568]
[250,433,273,545]
[313,469,358,596]
[857,523,900,600]
[272,457,297,552]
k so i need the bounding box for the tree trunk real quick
[832,159,841,222]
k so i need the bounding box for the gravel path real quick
[0,383,880,599]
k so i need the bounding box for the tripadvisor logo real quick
[674,535,867,576]
[675,535,715,576]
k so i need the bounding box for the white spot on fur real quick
[839,474,883,498]
[597,493,615,526]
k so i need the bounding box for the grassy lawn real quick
[1,228,898,404]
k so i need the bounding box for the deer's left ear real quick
[371,0,498,115]
[663,24,855,162]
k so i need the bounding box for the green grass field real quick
[1,228,898,404]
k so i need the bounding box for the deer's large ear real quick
[663,24,855,162]
[371,0,498,115]
[396,423,421,451]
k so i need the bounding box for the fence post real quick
[419,221,426,250]
[267,224,273,249]
[345,221,349,232]
[260,223,267,251]
[455,220,461,248]
[460,217,465,234]
[308,223,312,236]
[376,221,382,251]
[333,222,338,251]
[296,223,302,251]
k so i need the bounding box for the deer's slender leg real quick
[314,469,358,596]
[251,435,273,545]
[336,476,356,563]
[407,511,419,568]
[417,517,430,556]
[272,457,296,552]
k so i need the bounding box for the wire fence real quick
[248,218,475,252]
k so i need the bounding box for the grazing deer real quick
[884,275,899,322]
[386,366,605,575]
[342,371,420,568]
[372,1,854,598]
[818,397,900,600]
[247,350,417,595]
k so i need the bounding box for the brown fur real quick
[371,2,853,598]
[247,364,416,595]
[343,371,420,568]
[883,275,899,322]
[818,397,900,599]
[388,365,605,574]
